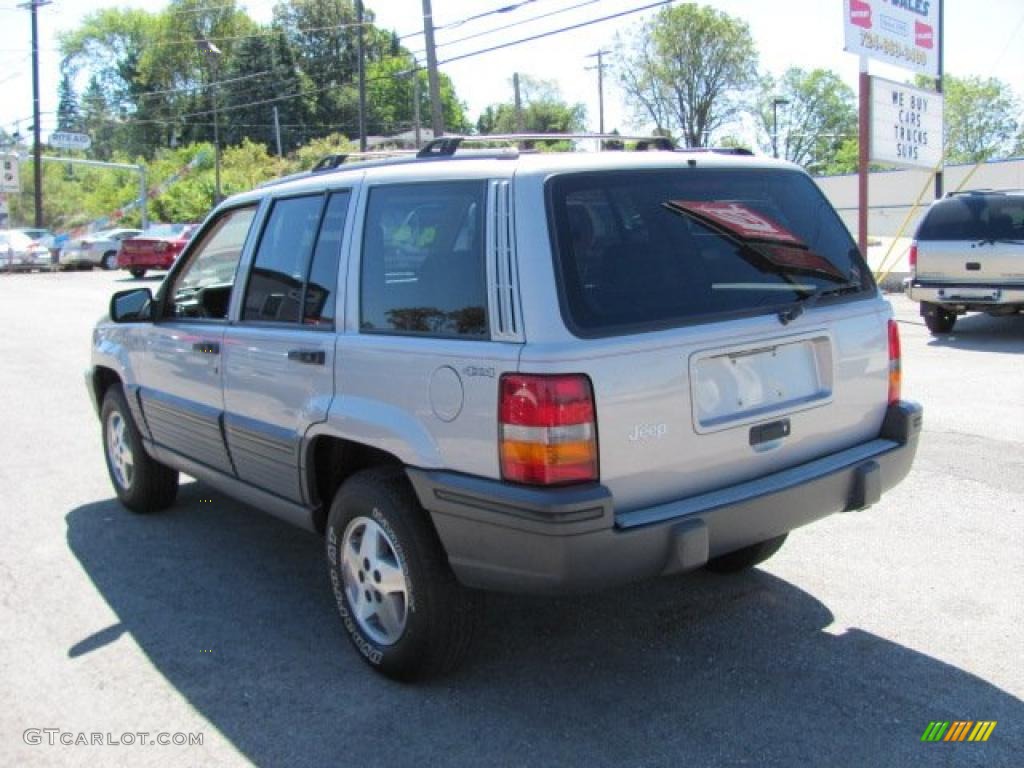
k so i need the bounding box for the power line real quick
[436,0,674,66]
[411,0,604,55]
[45,0,676,137]
[144,19,368,49]
[126,70,273,102]
[399,0,546,40]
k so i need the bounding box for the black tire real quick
[101,384,178,513]
[923,307,956,335]
[704,534,788,574]
[326,467,479,681]
[130,268,147,279]
[102,251,118,270]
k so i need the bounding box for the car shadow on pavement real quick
[67,485,1023,767]
[923,312,1024,354]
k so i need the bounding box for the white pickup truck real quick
[907,190,1024,334]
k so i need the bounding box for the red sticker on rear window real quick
[666,201,804,245]
[664,200,845,280]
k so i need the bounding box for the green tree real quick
[922,74,1021,163]
[615,3,758,146]
[221,30,315,153]
[757,68,856,169]
[476,76,585,134]
[56,70,82,133]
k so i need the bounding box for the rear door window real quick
[548,169,869,336]
[242,191,349,327]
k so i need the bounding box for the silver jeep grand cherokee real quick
[87,135,921,680]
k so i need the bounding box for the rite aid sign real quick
[844,0,940,77]
[870,76,943,169]
[49,132,92,151]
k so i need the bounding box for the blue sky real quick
[1,0,1022,143]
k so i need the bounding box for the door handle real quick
[193,341,220,354]
[287,349,326,365]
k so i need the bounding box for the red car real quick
[118,223,199,278]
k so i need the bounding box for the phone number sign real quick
[844,0,940,77]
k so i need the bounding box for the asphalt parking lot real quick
[1,268,1021,767]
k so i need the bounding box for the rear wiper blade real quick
[973,238,1024,246]
[778,281,860,325]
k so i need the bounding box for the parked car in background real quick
[906,189,1024,334]
[1,229,52,270]
[117,224,199,278]
[60,228,142,270]
[12,227,52,245]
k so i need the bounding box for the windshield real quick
[141,224,188,238]
[548,168,869,335]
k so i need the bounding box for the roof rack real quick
[675,146,755,156]
[416,133,677,157]
[310,149,417,172]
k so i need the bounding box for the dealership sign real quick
[844,0,940,77]
[870,76,943,169]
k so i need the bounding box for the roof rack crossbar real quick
[416,133,677,158]
[311,149,418,172]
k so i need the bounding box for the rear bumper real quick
[408,401,923,594]
[905,280,1024,308]
[118,253,175,269]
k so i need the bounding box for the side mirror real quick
[110,288,154,323]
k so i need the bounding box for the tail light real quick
[499,373,598,486]
[908,241,918,276]
[154,241,169,253]
[887,318,901,404]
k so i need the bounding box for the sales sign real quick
[870,76,943,169]
[844,0,940,77]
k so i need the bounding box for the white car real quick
[59,228,142,270]
[0,230,52,270]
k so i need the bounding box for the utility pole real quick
[772,97,790,159]
[413,72,422,147]
[421,0,444,137]
[513,73,525,133]
[356,0,367,151]
[272,106,282,157]
[934,0,944,199]
[585,49,610,133]
[20,0,51,228]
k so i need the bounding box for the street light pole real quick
[772,98,790,159]
[586,49,610,134]
[197,39,223,206]
[19,0,51,228]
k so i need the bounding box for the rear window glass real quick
[548,169,868,335]
[917,195,1024,241]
